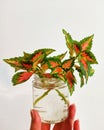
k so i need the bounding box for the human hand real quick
[30,104,80,130]
[53,104,80,130]
[30,109,50,130]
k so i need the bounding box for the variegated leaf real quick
[32,55,44,70]
[80,35,94,51]
[79,73,84,87]
[53,51,67,60]
[43,48,55,55]
[31,50,44,62]
[41,62,49,72]
[73,43,80,55]
[42,73,53,78]
[62,58,74,70]
[66,70,76,95]
[58,51,67,60]
[74,65,84,87]
[78,56,89,82]
[12,71,33,85]
[81,51,98,64]
[31,48,55,62]
[46,58,60,69]
[51,67,64,74]
[23,52,31,60]
[3,57,23,71]
[54,73,65,81]
[62,29,74,56]
[22,61,32,70]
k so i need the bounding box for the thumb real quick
[30,110,41,130]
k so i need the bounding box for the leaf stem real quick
[33,89,51,106]
[55,89,69,105]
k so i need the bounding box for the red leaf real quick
[81,35,93,51]
[12,71,33,85]
[62,59,74,70]
[82,42,89,51]
[31,51,43,62]
[81,51,97,63]
[22,62,32,69]
[49,61,59,68]
[41,63,49,72]
[42,73,53,78]
[66,71,76,88]
[18,72,33,83]
[80,58,88,71]
[47,58,60,69]
[52,67,63,74]
[73,44,80,55]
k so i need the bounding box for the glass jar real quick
[32,74,69,124]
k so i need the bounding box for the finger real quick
[53,104,76,130]
[53,122,63,130]
[41,123,50,130]
[30,110,41,130]
[74,120,80,130]
[68,104,76,120]
[61,104,76,130]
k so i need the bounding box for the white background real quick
[0,0,104,130]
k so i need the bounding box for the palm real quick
[30,104,80,130]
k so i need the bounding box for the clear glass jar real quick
[32,74,69,124]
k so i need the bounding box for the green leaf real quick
[74,65,84,87]
[12,71,33,85]
[53,51,67,60]
[62,29,74,56]
[78,56,89,82]
[79,73,84,87]
[3,57,23,71]
[88,66,95,76]
[43,48,56,56]
[23,52,31,60]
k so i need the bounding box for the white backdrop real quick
[0,0,104,130]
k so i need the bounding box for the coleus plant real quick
[3,29,98,95]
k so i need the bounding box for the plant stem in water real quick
[33,89,51,106]
[55,89,69,105]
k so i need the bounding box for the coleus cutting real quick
[3,29,98,95]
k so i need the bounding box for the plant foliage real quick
[3,29,98,95]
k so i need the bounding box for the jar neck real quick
[32,74,66,89]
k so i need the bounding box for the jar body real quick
[32,75,69,124]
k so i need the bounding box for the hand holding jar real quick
[30,104,80,130]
